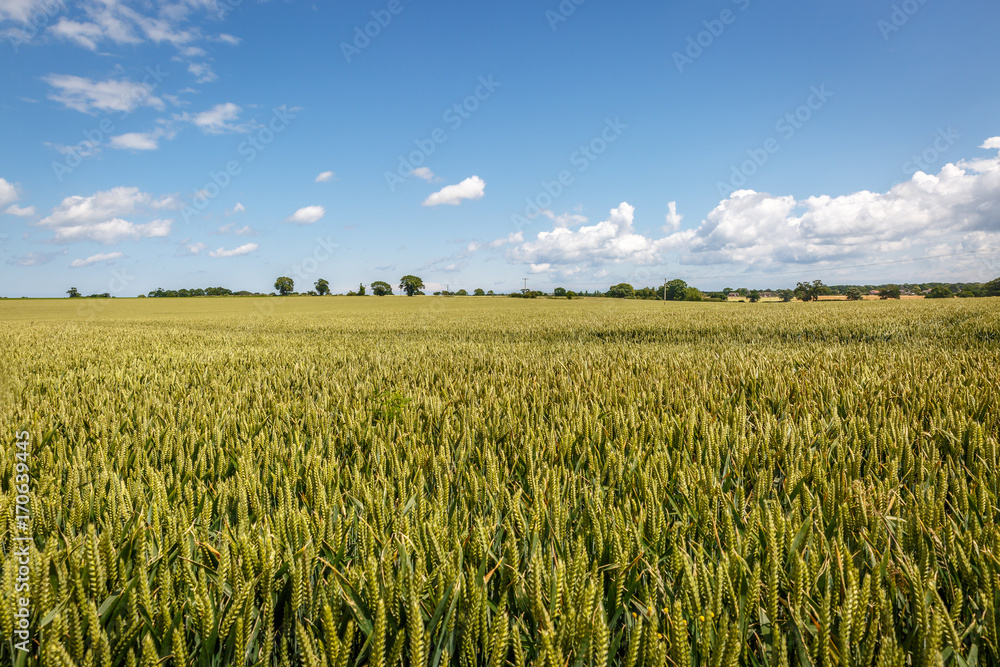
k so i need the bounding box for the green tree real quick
[371,281,393,296]
[315,279,330,296]
[984,276,1000,297]
[553,287,567,297]
[456,289,468,296]
[399,275,425,297]
[845,287,863,301]
[880,285,901,300]
[607,283,634,299]
[926,285,952,299]
[748,290,760,303]
[67,287,81,298]
[274,276,294,296]
[356,283,366,296]
[662,279,688,301]
[474,288,485,296]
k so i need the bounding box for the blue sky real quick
[2,0,999,297]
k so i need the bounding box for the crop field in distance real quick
[2,296,999,667]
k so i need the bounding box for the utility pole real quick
[662,277,667,302]
[522,278,528,293]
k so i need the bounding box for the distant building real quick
[869,290,880,296]
[728,293,741,298]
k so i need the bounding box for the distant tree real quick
[357,283,366,296]
[399,275,425,297]
[553,287,567,297]
[274,276,294,295]
[607,283,634,299]
[67,287,80,298]
[846,287,863,301]
[748,290,760,303]
[487,290,494,295]
[880,285,901,300]
[456,289,468,296]
[985,277,1000,297]
[683,287,703,302]
[926,286,953,299]
[565,291,576,299]
[315,279,330,296]
[662,279,688,301]
[474,288,485,296]
[794,280,827,302]
[722,287,733,295]
[371,281,393,296]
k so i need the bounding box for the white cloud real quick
[217,33,240,46]
[41,186,148,226]
[423,176,486,207]
[37,186,174,244]
[500,138,1000,282]
[412,167,437,182]
[0,178,19,207]
[226,202,246,215]
[109,126,175,151]
[187,62,217,84]
[190,102,246,133]
[982,137,1000,151]
[286,205,325,225]
[506,202,662,266]
[209,243,258,258]
[52,218,171,244]
[664,201,683,232]
[4,204,36,217]
[0,0,54,23]
[43,74,164,114]
[489,231,523,248]
[46,1,205,51]
[315,171,336,183]
[70,251,123,267]
[183,241,207,255]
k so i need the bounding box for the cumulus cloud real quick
[8,251,63,266]
[43,74,164,114]
[315,171,336,182]
[423,176,486,207]
[0,0,54,23]
[209,243,258,258]
[286,205,325,225]
[228,202,246,215]
[664,201,683,232]
[0,178,19,207]
[70,251,123,267]
[4,204,36,217]
[505,202,663,266]
[182,241,207,255]
[500,138,1000,281]
[37,186,175,244]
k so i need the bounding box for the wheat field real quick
[1,296,999,666]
